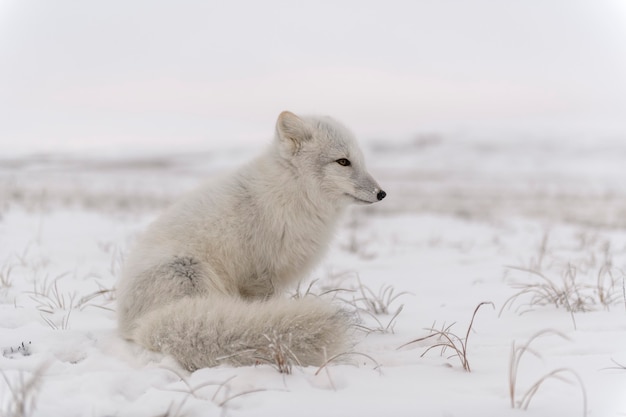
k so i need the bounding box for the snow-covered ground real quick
[1,133,626,416]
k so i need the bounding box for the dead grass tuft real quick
[500,264,625,329]
[293,272,410,335]
[25,273,116,329]
[509,329,587,416]
[314,350,382,390]
[344,276,410,334]
[501,228,626,323]
[398,302,494,372]
[254,331,302,374]
[159,367,276,417]
[0,262,15,290]
[352,276,411,315]
[0,364,48,417]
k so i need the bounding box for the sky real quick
[1,0,626,154]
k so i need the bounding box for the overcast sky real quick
[1,0,626,154]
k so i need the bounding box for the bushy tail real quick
[132,296,353,371]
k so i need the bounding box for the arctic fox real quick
[117,111,386,371]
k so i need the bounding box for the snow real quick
[1,134,626,416]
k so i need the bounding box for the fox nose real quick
[376,190,386,201]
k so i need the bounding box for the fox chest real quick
[240,217,335,296]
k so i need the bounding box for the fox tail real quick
[131,295,353,371]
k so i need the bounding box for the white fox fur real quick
[117,111,386,371]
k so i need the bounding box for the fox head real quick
[274,111,386,206]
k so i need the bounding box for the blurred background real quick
[1,0,626,155]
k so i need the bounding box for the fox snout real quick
[351,182,386,205]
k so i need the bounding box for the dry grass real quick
[24,272,116,329]
[314,350,381,390]
[352,277,411,315]
[502,265,611,313]
[254,331,302,375]
[398,302,494,372]
[25,273,76,330]
[343,276,410,334]
[509,329,587,416]
[291,278,354,300]
[27,273,76,313]
[0,364,48,417]
[0,248,41,292]
[76,282,116,312]
[97,240,126,278]
[354,306,404,335]
[315,351,381,376]
[40,309,72,330]
[501,227,626,322]
[342,211,377,259]
[0,263,15,290]
[292,273,409,335]
[159,368,275,417]
[251,332,382,377]
[500,263,625,330]
[596,266,626,310]
[604,359,626,371]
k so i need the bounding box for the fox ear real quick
[276,111,312,153]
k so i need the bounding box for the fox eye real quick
[336,158,351,166]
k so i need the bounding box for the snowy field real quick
[1,133,626,417]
